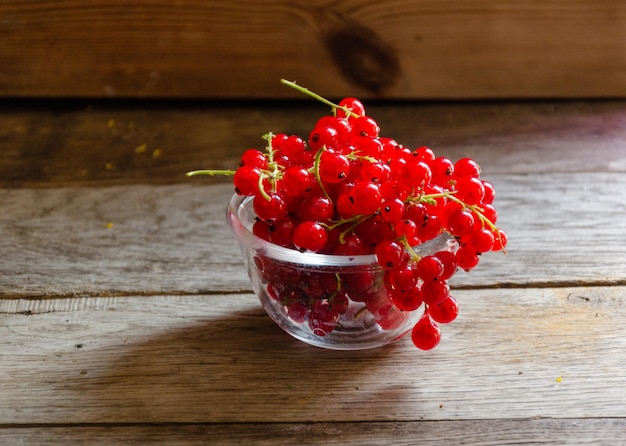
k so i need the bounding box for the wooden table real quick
[1,99,626,444]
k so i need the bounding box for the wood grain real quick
[1,1,625,99]
[0,287,624,424]
[2,419,626,445]
[1,100,625,187]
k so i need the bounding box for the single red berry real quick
[416,255,444,281]
[446,208,475,238]
[356,137,384,159]
[298,195,334,223]
[467,227,495,252]
[420,215,444,242]
[394,219,419,246]
[380,198,405,224]
[315,115,352,143]
[434,250,458,280]
[354,216,394,249]
[330,290,350,314]
[492,229,508,252]
[293,221,328,252]
[351,115,380,138]
[309,125,339,151]
[349,181,382,215]
[386,262,418,291]
[282,166,313,197]
[308,301,339,336]
[481,204,498,225]
[414,146,435,162]
[282,135,310,166]
[389,286,423,312]
[252,218,271,241]
[403,158,432,190]
[411,313,441,350]
[455,246,481,271]
[286,301,308,323]
[333,233,368,255]
[482,180,496,204]
[337,97,366,119]
[318,151,350,184]
[239,148,268,169]
[421,279,450,306]
[454,157,481,179]
[253,193,287,220]
[375,240,405,268]
[430,157,454,185]
[267,217,297,248]
[428,296,459,324]
[360,160,391,183]
[233,165,262,196]
[454,176,485,205]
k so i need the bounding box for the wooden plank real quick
[1,100,625,187]
[0,287,624,424]
[1,169,626,297]
[1,1,625,99]
[2,418,626,445]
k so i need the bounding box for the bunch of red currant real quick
[189,80,506,350]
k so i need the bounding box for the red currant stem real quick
[346,153,378,164]
[312,146,331,200]
[280,79,360,119]
[327,273,342,301]
[416,190,455,206]
[256,173,272,201]
[323,212,372,233]
[259,132,284,198]
[354,305,368,319]
[438,192,507,254]
[445,194,498,232]
[186,169,236,177]
[338,213,375,244]
[261,132,277,165]
[398,235,422,262]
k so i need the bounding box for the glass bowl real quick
[227,193,456,350]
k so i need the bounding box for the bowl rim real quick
[226,193,454,267]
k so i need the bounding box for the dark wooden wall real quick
[1,0,625,99]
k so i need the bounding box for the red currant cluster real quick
[190,80,506,350]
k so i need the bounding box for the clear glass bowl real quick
[227,193,456,350]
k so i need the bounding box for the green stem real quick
[398,235,421,262]
[186,169,236,177]
[445,194,499,233]
[312,147,331,200]
[281,79,360,119]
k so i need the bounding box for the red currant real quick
[253,193,287,220]
[293,221,328,252]
[337,97,365,119]
[454,157,481,179]
[416,255,444,281]
[318,151,350,184]
[233,165,262,196]
[428,296,459,324]
[411,313,441,350]
[375,240,405,268]
[421,279,450,306]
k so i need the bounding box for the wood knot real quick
[321,12,400,94]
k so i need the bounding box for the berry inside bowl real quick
[227,193,457,350]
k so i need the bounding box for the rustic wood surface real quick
[1,99,626,444]
[1,1,625,99]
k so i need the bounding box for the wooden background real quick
[1,0,625,99]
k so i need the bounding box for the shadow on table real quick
[68,307,416,423]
